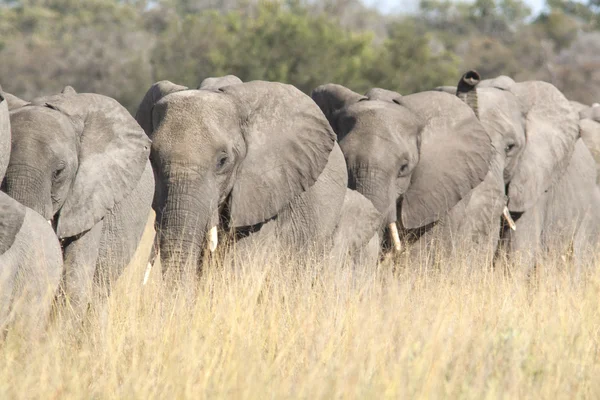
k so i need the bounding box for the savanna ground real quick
[1,219,599,399]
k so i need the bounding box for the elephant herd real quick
[1,70,600,335]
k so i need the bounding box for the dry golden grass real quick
[1,226,599,399]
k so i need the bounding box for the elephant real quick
[310,83,494,262]
[136,77,381,272]
[1,86,155,315]
[574,103,600,184]
[438,72,600,271]
[0,93,63,336]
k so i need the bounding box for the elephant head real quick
[3,86,151,240]
[446,73,579,215]
[135,80,336,270]
[311,84,492,249]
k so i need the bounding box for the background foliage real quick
[1,0,599,112]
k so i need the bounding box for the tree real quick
[0,0,154,112]
[365,18,461,93]
[151,1,376,93]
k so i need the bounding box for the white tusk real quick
[142,262,152,285]
[503,206,516,231]
[207,225,218,253]
[388,222,402,252]
[47,220,52,225]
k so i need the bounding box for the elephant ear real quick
[45,93,152,238]
[198,75,243,91]
[0,87,29,111]
[399,91,493,229]
[61,85,77,96]
[0,94,10,178]
[311,84,366,130]
[135,80,189,137]
[364,88,403,103]
[222,81,337,227]
[0,192,26,256]
[506,81,579,212]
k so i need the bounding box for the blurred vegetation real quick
[1,0,600,112]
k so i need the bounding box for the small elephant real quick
[136,77,356,271]
[0,94,63,336]
[311,83,493,260]
[2,86,155,315]
[440,73,600,270]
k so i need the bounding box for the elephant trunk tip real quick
[459,70,481,89]
[456,70,481,119]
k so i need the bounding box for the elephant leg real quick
[62,221,103,318]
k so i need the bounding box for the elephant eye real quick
[505,143,516,154]
[53,166,65,181]
[398,162,410,177]
[216,153,229,171]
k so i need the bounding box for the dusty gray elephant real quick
[0,94,63,336]
[575,103,600,184]
[2,86,154,315]
[136,78,383,272]
[311,83,494,260]
[439,73,600,270]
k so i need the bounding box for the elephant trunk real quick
[157,166,219,275]
[456,70,481,119]
[3,163,53,220]
[347,165,397,227]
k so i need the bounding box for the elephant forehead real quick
[478,89,524,142]
[10,106,77,143]
[342,101,420,139]
[401,91,474,120]
[152,92,239,148]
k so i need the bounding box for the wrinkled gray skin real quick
[329,189,381,267]
[0,95,63,336]
[311,84,493,259]
[438,76,598,270]
[136,77,375,271]
[2,87,154,316]
[575,103,600,184]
